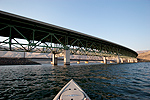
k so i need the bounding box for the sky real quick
[0,0,150,51]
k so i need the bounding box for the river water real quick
[0,62,150,100]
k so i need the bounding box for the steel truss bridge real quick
[0,10,138,61]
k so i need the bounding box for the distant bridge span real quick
[0,10,138,65]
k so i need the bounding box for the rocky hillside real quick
[137,50,150,61]
[0,51,52,58]
[0,51,103,60]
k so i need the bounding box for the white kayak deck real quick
[53,79,91,100]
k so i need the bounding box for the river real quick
[0,62,150,100]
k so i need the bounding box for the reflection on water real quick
[0,62,150,100]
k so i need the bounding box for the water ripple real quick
[0,62,150,99]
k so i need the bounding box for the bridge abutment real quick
[64,50,70,65]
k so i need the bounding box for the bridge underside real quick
[0,11,138,61]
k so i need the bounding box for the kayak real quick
[53,79,91,100]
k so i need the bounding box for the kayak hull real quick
[53,79,91,100]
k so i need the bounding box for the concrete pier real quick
[103,57,107,64]
[135,58,138,63]
[120,58,124,63]
[52,53,57,65]
[117,56,121,64]
[128,59,130,63]
[130,58,134,63]
[77,61,80,64]
[127,58,138,63]
[64,50,70,65]
[85,61,89,64]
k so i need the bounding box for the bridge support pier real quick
[64,50,70,65]
[103,57,107,64]
[52,53,57,65]
[128,59,130,63]
[117,56,121,64]
[128,58,133,63]
[127,58,138,63]
[120,58,124,63]
[77,61,80,64]
[135,58,138,63]
[130,58,134,63]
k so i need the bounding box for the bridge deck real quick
[0,10,138,58]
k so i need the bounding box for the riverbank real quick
[0,57,41,65]
[137,58,150,62]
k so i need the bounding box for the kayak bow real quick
[53,79,91,100]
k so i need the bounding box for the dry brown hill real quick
[137,50,150,61]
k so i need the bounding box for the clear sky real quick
[0,0,150,51]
